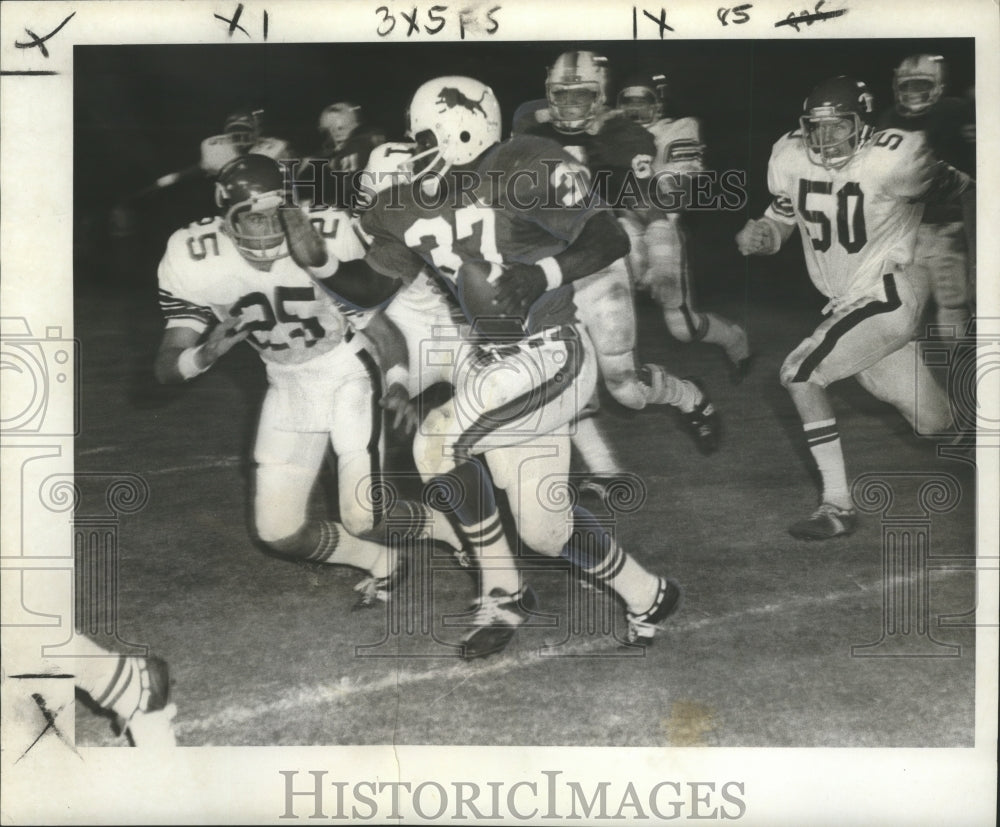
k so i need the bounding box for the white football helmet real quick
[319,102,361,152]
[617,73,668,127]
[406,76,501,179]
[893,54,946,117]
[545,51,610,133]
[355,142,416,208]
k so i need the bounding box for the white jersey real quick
[648,117,705,174]
[763,127,963,301]
[157,206,368,367]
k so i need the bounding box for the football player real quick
[736,76,973,539]
[154,154,463,602]
[617,72,752,382]
[316,102,388,209]
[110,110,293,241]
[71,638,176,748]
[314,76,683,657]
[512,51,721,467]
[877,55,976,333]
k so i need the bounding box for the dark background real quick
[70,39,979,748]
[74,38,974,296]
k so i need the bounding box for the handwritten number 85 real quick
[797,179,866,254]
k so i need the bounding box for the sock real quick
[642,365,701,412]
[379,501,462,552]
[75,652,147,720]
[561,507,659,614]
[803,419,851,509]
[699,313,751,363]
[428,458,519,594]
[276,520,389,577]
[571,415,622,477]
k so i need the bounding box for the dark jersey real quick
[319,124,388,208]
[514,104,657,210]
[877,96,975,222]
[360,134,601,334]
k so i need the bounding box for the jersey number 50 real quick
[798,179,866,254]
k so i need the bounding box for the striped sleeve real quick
[764,134,799,225]
[156,239,215,332]
[157,286,215,331]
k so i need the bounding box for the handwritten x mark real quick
[15,693,79,763]
[14,12,76,58]
[215,3,250,37]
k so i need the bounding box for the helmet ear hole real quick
[459,131,471,143]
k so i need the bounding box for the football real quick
[456,260,525,339]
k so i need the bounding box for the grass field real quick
[72,229,978,748]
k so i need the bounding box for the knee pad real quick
[412,410,456,480]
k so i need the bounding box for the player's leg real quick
[645,214,751,381]
[575,258,720,453]
[780,273,924,539]
[70,637,176,747]
[413,327,596,656]
[916,222,971,333]
[253,386,390,575]
[855,341,954,435]
[493,435,681,645]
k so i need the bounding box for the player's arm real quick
[278,206,403,309]
[154,317,249,384]
[736,139,798,256]
[735,213,796,256]
[361,311,419,432]
[493,210,629,316]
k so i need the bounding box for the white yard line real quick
[143,456,242,477]
[174,568,971,738]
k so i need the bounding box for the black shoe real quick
[353,551,410,609]
[626,578,683,644]
[676,379,720,455]
[460,586,538,660]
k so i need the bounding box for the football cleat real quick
[676,379,720,455]
[136,655,171,713]
[729,356,753,385]
[125,703,178,749]
[577,474,624,500]
[788,502,858,540]
[725,326,753,384]
[121,655,176,749]
[353,552,411,609]
[626,577,683,645]
[460,586,538,660]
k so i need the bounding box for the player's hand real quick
[279,206,329,269]
[735,219,779,256]
[380,382,419,434]
[493,263,547,317]
[201,315,250,366]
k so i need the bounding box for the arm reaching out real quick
[154,315,249,384]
